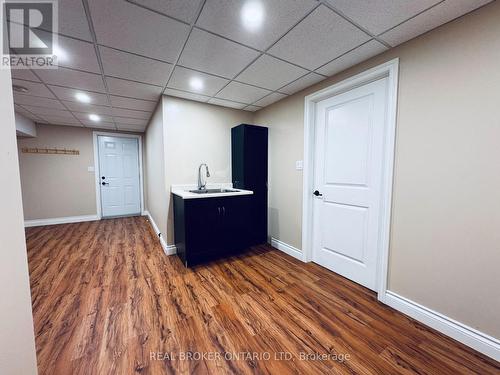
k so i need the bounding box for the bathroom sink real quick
[188,188,239,194]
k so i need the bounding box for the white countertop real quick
[171,183,253,199]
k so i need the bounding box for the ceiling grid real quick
[10,0,493,130]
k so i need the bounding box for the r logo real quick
[2,1,54,55]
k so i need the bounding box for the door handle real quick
[102,182,109,186]
[313,190,322,197]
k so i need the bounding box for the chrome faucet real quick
[197,163,210,190]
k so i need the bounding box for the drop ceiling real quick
[11,0,493,132]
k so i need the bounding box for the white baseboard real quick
[382,291,500,362]
[164,244,177,255]
[24,214,99,227]
[270,237,304,261]
[143,211,176,256]
[268,235,499,361]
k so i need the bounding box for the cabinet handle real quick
[222,206,226,216]
[218,207,221,215]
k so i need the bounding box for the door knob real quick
[313,190,322,197]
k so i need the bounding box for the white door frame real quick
[302,59,399,298]
[92,131,145,219]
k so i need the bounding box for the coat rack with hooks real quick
[21,147,80,155]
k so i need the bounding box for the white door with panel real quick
[98,136,141,217]
[312,78,388,291]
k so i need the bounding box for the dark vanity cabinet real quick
[231,124,268,245]
[173,194,251,267]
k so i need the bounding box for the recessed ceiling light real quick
[189,77,204,91]
[75,92,91,103]
[241,1,264,32]
[89,114,100,122]
[12,84,29,93]
[53,45,69,63]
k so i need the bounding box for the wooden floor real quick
[26,217,499,375]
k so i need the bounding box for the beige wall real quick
[144,102,169,237]
[254,1,500,338]
[17,125,144,221]
[0,69,38,374]
[161,96,253,244]
[18,125,97,220]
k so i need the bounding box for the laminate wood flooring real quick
[26,217,500,374]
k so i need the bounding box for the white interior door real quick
[98,135,141,218]
[312,78,388,291]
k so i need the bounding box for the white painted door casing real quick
[312,78,388,291]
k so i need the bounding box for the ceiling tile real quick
[11,79,56,98]
[85,121,117,129]
[316,40,387,76]
[88,0,190,62]
[243,105,262,112]
[20,105,75,118]
[73,112,114,122]
[111,108,151,120]
[113,117,148,126]
[109,95,157,111]
[131,0,203,23]
[11,69,40,82]
[236,54,308,91]
[379,0,493,46]
[279,72,324,94]
[268,5,370,70]
[56,34,101,73]
[57,0,93,41]
[40,115,82,126]
[106,77,163,101]
[168,66,229,96]
[31,29,98,72]
[163,89,211,103]
[49,86,110,105]
[99,46,173,86]
[116,123,147,132]
[325,0,440,35]
[15,105,44,121]
[62,101,113,115]
[253,92,287,107]
[178,29,260,78]
[36,67,106,92]
[196,0,317,50]
[208,98,247,110]
[14,93,66,110]
[216,81,271,104]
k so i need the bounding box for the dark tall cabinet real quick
[231,124,268,245]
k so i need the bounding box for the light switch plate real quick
[88,166,95,172]
[296,160,303,170]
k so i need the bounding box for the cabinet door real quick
[222,196,251,253]
[185,198,223,254]
[244,126,268,189]
[231,125,246,189]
